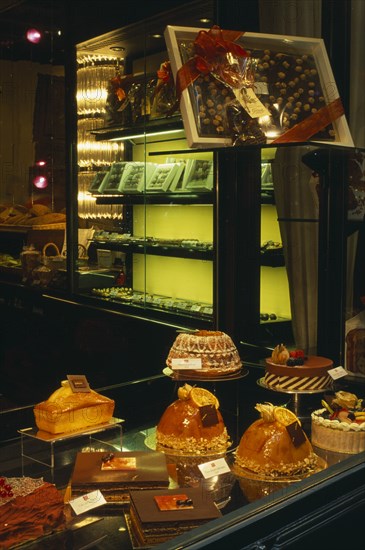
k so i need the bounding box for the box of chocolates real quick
[164,25,353,149]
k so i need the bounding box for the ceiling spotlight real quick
[26,28,42,44]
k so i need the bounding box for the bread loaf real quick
[34,380,115,434]
[27,212,66,226]
[30,204,51,217]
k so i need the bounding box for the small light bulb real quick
[26,28,42,44]
[33,175,48,189]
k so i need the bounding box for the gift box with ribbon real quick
[164,25,353,149]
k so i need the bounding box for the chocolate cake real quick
[0,477,66,549]
[126,487,221,546]
[264,344,333,391]
[70,451,170,505]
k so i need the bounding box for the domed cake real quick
[235,403,321,478]
[264,344,333,391]
[166,330,242,377]
[156,384,230,454]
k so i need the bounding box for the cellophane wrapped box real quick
[164,25,353,148]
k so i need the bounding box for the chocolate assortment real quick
[178,37,336,144]
[250,47,336,141]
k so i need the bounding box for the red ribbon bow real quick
[175,25,247,101]
[110,75,127,102]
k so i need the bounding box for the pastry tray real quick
[232,455,327,483]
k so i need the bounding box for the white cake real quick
[311,391,365,454]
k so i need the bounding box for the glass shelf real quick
[18,417,124,472]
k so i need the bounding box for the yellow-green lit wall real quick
[260,168,291,319]
[131,135,213,303]
[133,254,213,302]
[133,204,212,241]
[261,267,291,318]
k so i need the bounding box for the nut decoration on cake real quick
[264,343,333,391]
[234,403,322,478]
[311,391,365,454]
[156,384,230,455]
[166,330,242,377]
[34,380,115,434]
[0,476,66,548]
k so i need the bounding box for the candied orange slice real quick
[190,387,219,409]
[273,406,301,426]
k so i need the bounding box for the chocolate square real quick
[67,374,90,393]
[286,421,306,447]
[199,405,219,427]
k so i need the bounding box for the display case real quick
[69,3,219,329]
[65,3,357,367]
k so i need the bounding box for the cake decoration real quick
[311,391,365,454]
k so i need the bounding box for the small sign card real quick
[171,358,202,370]
[154,494,194,511]
[67,374,90,393]
[198,457,231,479]
[70,490,106,515]
[328,366,348,380]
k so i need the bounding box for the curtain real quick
[258,0,322,352]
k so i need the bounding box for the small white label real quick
[171,358,202,370]
[328,366,348,380]
[234,87,270,118]
[198,457,231,479]
[70,490,106,515]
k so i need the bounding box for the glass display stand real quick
[18,417,124,472]
[257,377,332,417]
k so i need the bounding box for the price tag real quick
[198,457,231,479]
[328,366,348,380]
[171,358,202,370]
[234,87,270,118]
[70,490,106,515]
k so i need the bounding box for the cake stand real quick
[257,377,333,418]
[18,417,124,477]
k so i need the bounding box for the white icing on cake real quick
[311,408,365,454]
[166,330,242,375]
